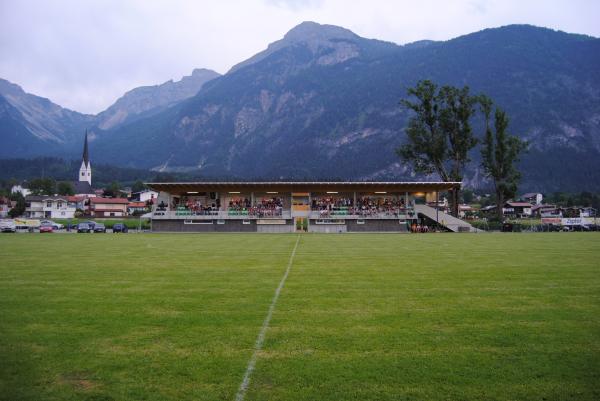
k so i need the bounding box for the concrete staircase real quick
[414,204,479,233]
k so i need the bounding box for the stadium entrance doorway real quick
[295,217,307,232]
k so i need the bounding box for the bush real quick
[54,218,151,230]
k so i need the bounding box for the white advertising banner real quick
[561,217,595,226]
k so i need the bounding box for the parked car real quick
[40,220,64,230]
[77,223,92,233]
[39,222,54,233]
[67,223,79,230]
[112,223,128,233]
[0,219,16,233]
[82,220,96,230]
[93,223,106,233]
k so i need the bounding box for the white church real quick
[72,131,96,196]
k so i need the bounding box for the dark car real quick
[112,223,128,233]
[93,223,106,233]
[82,221,96,230]
[77,223,92,233]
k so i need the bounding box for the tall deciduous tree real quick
[103,181,122,198]
[8,192,25,218]
[57,181,74,196]
[28,178,56,195]
[397,80,478,215]
[480,96,527,221]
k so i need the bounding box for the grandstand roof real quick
[146,181,461,194]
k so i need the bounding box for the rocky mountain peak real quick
[282,21,359,44]
[96,68,219,130]
[229,21,362,73]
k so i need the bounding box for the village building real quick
[502,201,533,218]
[132,189,158,203]
[458,204,476,219]
[24,195,77,219]
[10,184,31,197]
[0,196,13,218]
[88,197,129,217]
[127,201,148,215]
[522,192,543,205]
[532,204,558,217]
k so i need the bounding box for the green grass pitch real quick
[1,233,599,400]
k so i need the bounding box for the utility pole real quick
[436,190,439,231]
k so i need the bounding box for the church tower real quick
[79,131,92,185]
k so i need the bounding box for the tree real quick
[132,180,147,193]
[8,192,25,218]
[103,181,122,198]
[480,97,528,221]
[28,178,56,195]
[397,80,478,215]
[57,181,75,196]
[461,189,474,204]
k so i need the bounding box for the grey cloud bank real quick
[1,0,598,114]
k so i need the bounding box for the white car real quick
[0,219,17,233]
[40,220,64,230]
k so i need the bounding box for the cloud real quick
[266,0,324,10]
[1,0,598,114]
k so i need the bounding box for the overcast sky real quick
[1,0,598,114]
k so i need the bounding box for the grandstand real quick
[146,181,476,232]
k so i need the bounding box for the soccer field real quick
[1,233,599,401]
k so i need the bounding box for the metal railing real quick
[152,210,291,220]
[309,208,415,219]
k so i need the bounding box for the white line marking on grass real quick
[235,235,300,401]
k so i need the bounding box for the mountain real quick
[95,68,220,130]
[0,68,220,157]
[2,22,600,191]
[0,79,94,157]
[88,22,600,191]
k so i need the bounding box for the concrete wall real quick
[257,224,294,233]
[345,219,409,232]
[153,219,408,233]
[308,224,347,233]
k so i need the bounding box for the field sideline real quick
[1,233,599,400]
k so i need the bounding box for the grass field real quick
[1,233,599,400]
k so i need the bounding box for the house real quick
[458,204,476,219]
[479,205,498,216]
[88,197,129,217]
[67,196,87,211]
[0,197,13,218]
[503,201,533,218]
[24,195,76,219]
[11,184,31,197]
[132,189,158,203]
[128,201,148,215]
[579,207,597,217]
[119,187,133,199]
[532,204,558,217]
[480,202,533,218]
[522,192,543,205]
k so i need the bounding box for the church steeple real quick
[82,130,89,165]
[78,130,92,185]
